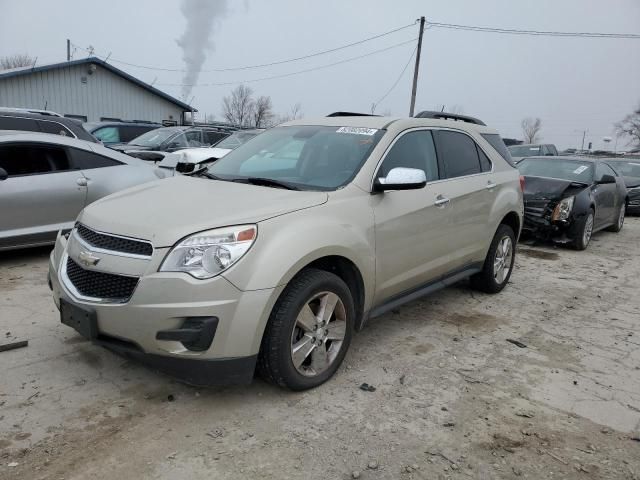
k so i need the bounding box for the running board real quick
[367,264,482,320]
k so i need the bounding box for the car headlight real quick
[551,196,574,222]
[160,225,257,279]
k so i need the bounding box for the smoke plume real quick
[177,0,229,101]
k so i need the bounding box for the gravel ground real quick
[1,219,640,480]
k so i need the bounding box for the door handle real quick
[76,177,88,187]
[486,181,497,190]
[434,195,450,207]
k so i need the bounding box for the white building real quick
[0,57,194,124]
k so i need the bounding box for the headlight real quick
[551,196,574,222]
[160,225,257,279]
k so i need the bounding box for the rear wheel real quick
[258,269,354,390]
[574,209,594,250]
[606,202,625,232]
[471,224,516,294]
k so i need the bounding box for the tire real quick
[470,224,516,294]
[606,202,625,233]
[573,208,595,250]
[258,268,355,390]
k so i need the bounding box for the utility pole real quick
[409,16,426,117]
[67,39,71,61]
[581,129,588,151]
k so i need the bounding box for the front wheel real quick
[470,224,516,294]
[574,209,594,250]
[258,269,354,390]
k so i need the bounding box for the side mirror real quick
[597,174,616,184]
[175,162,196,174]
[0,167,8,181]
[374,167,427,192]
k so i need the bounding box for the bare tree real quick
[615,104,640,148]
[221,85,255,127]
[253,96,274,128]
[521,117,542,143]
[275,103,303,124]
[0,54,35,70]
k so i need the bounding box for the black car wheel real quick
[574,209,594,250]
[258,268,354,390]
[606,203,625,233]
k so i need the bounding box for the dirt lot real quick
[1,220,640,480]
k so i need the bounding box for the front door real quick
[593,163,617,228]
[0,143,86,247]
[372,129,452,304]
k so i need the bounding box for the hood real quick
[523,175,589,203]
[158,147,231,169]
[623,176,640,189]
[79,176,328,247]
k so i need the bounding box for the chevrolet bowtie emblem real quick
[78,251,101,267]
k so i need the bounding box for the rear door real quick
[68,147,127,205]
[372,129,450,303]
[431,130,494,270]
[0,143,86,247]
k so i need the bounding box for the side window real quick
[433,131,481,179]
[477,145,492,172]
[204,131,228,145]
[37,120,74,137]
[166,133,189,149]
[69,148,123,169]
[121,126,154,142]
[92,126,121,143]
[595,163,617,181]
[378,130,438,182]
[480,133,515,167]
[185,130,205,146]
[0,116,40,133]
[0,144,71,176]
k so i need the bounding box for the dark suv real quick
[83,121,161,146]
[111,125,234,159]
[0,111,98,143]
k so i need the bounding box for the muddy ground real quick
[1,219,639,480]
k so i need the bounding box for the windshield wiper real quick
[196,171,222,180]
[235,177,299,190]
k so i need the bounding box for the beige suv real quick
[49,112,523,390]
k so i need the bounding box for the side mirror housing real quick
[175,162,196,174]
[597,174,616,184]
[0,167,8,181]
[374,167,427,192]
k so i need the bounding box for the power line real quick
[426,21,640,39]
[156,38,417,87]
[372,45,417,112]
[71,22,416,73]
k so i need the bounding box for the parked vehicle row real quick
[47,112,524,390]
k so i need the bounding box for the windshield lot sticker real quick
[573,165,589,174]
[336,127,378,136]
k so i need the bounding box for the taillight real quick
[519,175,525,192]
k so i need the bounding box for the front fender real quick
[222,195,376,310]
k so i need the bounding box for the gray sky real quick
[1,0,639,149]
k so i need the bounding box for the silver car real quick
[0,131,165,250]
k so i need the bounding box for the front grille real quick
[76,224,152,257]
[66,257,138,301]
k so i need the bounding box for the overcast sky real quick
[1,0,639,149]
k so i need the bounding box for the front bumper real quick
[49,231,283,385]
[522,213,579,244]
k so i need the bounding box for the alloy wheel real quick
[583,213,594,246]
[493,236,513,285]
[290,291,347,377]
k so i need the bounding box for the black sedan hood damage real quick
[523,176,588,202]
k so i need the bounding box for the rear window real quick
[481,133,515,167]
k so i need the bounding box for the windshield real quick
[207,125,385,191]
[608,161,640,177]
[129,127,182,147]
[215,131,261,149]
[518,158,594,183]
[509,145,541,157]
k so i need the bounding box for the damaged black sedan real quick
[518,157,627,250]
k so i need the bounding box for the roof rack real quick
[326,112,381,117]
[414,111,486,126]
